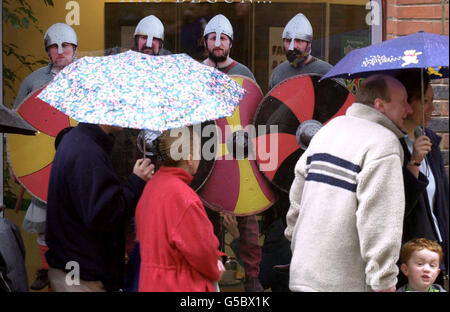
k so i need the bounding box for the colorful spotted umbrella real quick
[38,51,246,131]
[7,87,78,202]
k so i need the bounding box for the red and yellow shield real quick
[254,74,355,193]
[197,75,275,216]
[7,86,77,202]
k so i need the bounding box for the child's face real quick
[401,248,441,292]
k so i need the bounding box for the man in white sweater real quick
[285,74,412,292]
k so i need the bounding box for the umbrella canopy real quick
[0,104,36,135]
[38,50,246,131]
[322,31,449,80]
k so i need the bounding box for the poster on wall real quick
[268,27,285,86]
[341,35,369,94]
[341,35,370,57]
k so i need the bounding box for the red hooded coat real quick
[136,166,222,292]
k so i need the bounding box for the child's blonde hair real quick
[400,238,443,265]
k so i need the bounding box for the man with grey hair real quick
[285,74,412,292]
[269,13,332,90]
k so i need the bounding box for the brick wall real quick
[386,0,449,176]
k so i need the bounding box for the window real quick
[106,1,380,93]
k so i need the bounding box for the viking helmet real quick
[134,15,165,45]
[203,14,233,47]
[282,13,313,51]
[44,23,78,54]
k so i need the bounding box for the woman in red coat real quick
[136,126,225,291]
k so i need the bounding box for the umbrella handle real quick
[14,186,25,213]
[143,139,146,159]
[420,68,425,133]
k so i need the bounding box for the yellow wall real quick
[3,0,102,106]
[3,0,368,107]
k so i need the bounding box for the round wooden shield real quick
[190,120,217,192]
[253,74,355,193]
[6,86,78,202]
[197,75,276,216]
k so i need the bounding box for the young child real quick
[135,125,225,292]
[397,238,447,292]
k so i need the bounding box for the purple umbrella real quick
[322,31,449,131]
[322,31,449,80]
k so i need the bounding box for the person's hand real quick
[411,135,432,164]
[133,158,155,182]
[217,259,226,281]
[223,214,240,239]
[376,285,396,292]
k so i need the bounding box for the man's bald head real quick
[355,74,402,106]
[355,74,412,129]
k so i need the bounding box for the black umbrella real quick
[0,104,36,135]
